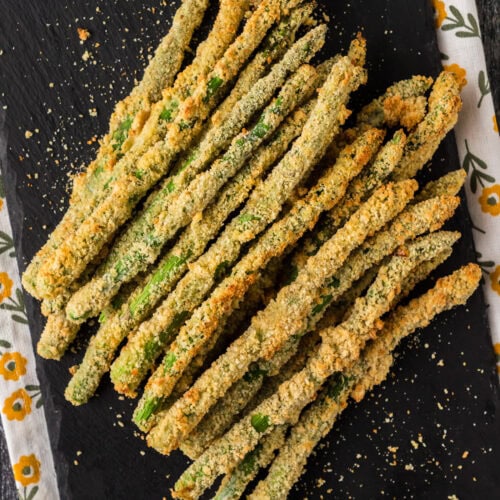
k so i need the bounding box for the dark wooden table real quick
[1,1,498,498]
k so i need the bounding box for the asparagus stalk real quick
[64,106,312,405]
[22,0,211,297]
[111,55,364,399]
[302,194,461,330]
[180,333,317,459]
[151,265,281,432]
[171,231,460,498]
[250,263,481,498]
[210,2,315,128]
[132,126,382,428]
[145,179,417,452]
[66,65,320,323]
[413,168,466,202]
[293,129,406,268]
[391,71,462,181]
[354,75,433,132]
[215,426,287,500]
[35,0,296,298]
[130,0,251,155]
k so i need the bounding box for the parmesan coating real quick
[22,0,211,298]
[133,125,381,430]
[293,129,406,268]
[355,75,433,132]
[35,0,290,298]
[211,3,314,128]
[215,426,287,500]
[181,333,316,459]
[251,264,480,498]
[392,71,462,181]
[113,56,364,400]
[305,195,460,330]
[172,231,459,498]
[414,168,466,202]
[146,180,416,454]
[65,34,325,320]
[64,105,311,405]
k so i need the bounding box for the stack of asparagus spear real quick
[22,0,480,497]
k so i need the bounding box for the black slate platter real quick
[1,1,499,499]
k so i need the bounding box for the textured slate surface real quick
[0,1,499,499]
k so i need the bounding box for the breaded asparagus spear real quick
[64,106,312,405]
[22,0,211,297]
[171,232,460,498]
[354,75,433,132]
[250,263,481,499]
[303,195,461,328]
[35,0,296,298]
[391,71,462,181]
[131,127,381,426]
[181,334,317,459]
[413,168,466,202]
[37,293,80,360]
[66,64,320,322]
[238,234,455,420]
[111,55,364,398]
[126,0,251,156]
[63,26,325,321]
[145,180,417,451]
[293,129,406,268]
[215,426,287,500]
[210,2,315,128]
[138,2,312,181]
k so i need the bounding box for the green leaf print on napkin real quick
[0,230,15,257]
[463,140,495,193]
[478,70,491,108]
[442,5,480,37]
[0,288,29,324]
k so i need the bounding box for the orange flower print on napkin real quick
[444,63,467,89]
[493,115,498,133]
[0,352,27,381]
[2,388,32,421]
[491,266,500,296]
[479,184,500,216]
[432,0,447,28]
[13,454,41,487]
[0,198,3,212]
[0,272,13,303]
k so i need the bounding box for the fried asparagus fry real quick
[250,263,481,498]
[22,0,211,297]
[391,71,462,181]
[354,75,433,132]
[293,129,406,268]
[215,426,287,500]
[171,231,459,498]
[127,0,251,156]
[146,179,416,451]
[64,106,312,405]
[413,168,466,202]
[111,55,364,399]
[65,28,327,319]
[35,0,296,298]
[211,2,315,127]
[181,334,317,459]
